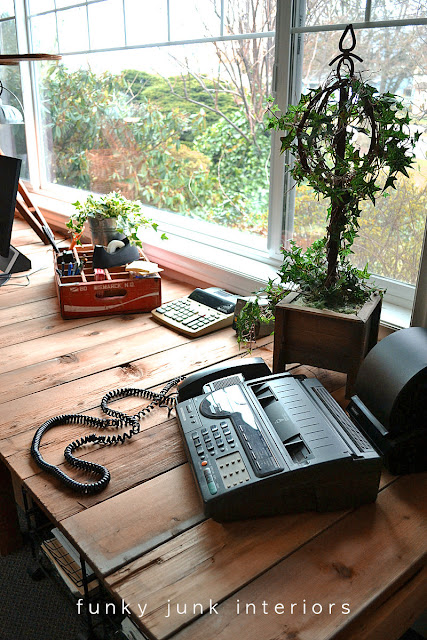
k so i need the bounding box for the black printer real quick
[176,358,381,521]
[348,326,427,475]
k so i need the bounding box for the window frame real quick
[282,0,427,315]
[9,0,427,325]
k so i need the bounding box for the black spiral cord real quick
[31,377,185,495]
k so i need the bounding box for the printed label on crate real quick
[63,291,159,313]
[70,286,88,293]
[93,281,136,290]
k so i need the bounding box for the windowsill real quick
[32,188,413,330]
[146,233,413,329]
[380,302,411,330]
[31,188,281,295]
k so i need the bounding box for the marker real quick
[67,263,73,276]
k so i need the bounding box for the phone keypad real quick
[191,421,237,462]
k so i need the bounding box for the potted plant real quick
[236,25,420,395]
[67,190,166,249]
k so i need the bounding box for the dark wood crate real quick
[273,292,382,397]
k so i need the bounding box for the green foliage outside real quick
[293,175,427,285]
[193,110,270,231]
[40,64,426,289]
[122,70,238,135]
[42,65,209,213]
[41,65,270,232]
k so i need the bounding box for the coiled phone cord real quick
[31,376,185,495]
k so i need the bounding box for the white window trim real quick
[14,0,427,329]
[411,221,427,328]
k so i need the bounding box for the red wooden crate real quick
[54,245,161,319]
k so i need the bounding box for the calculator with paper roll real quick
[151,288,238,337]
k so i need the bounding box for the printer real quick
[176,358,381,521]
[348,327,427,475]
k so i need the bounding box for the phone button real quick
[203,468,218,494]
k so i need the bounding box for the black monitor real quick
[0,154,31,275]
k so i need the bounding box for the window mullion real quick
[411,221,427,327]
[167,0,171,41]
[14,0,41,188]
[267,0,290,257]
[268,0,305,258]
[220,0,224,36]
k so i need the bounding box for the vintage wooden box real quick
[54,244,161,319]
[273,291,382,397]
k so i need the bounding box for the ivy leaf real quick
[383,175,397,191]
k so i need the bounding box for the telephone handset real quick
[176,357,271,402]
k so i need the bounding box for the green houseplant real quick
[67,191,166,249]
[236,25,420,347]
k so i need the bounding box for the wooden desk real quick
[1,221,426,640]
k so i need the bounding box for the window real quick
[287,1,427,291]
[2,1,427,319]
[0,4,29,177]
[25,0,276,261]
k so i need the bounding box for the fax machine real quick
[176,358,381,521]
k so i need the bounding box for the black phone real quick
[176,357,271,402]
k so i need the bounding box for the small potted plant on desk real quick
[67,190,166,249]
[236,25,420,397]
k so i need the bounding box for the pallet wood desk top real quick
[1,221,426,640]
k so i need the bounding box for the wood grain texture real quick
[0,322,189,402]
[333,566,427,640]
[0,278,191,348]
[148,474,426,640]
[0,297,61,328]
[0,333,273,442]
[273,296,381,397]
[61,464,204,576]
[103,472,398,635]
[24,419,188,522]
[2,223,424,640]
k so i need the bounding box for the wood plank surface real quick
[101,471,396,599]
[0,278,191,344]
[2,222,425,640]
[109,474,425,640]
[20,345,273,522]
[0,297,60,328]
[24,419,188,522]
[0,315,181,375]
[61,464,205,576]
[0,275,56,306]
[0,334,273,442]
[333,566,427,640]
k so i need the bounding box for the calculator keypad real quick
[154,298,224,333]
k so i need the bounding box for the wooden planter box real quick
[273,292,382,397]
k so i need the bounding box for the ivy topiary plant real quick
[236,24,420,345]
